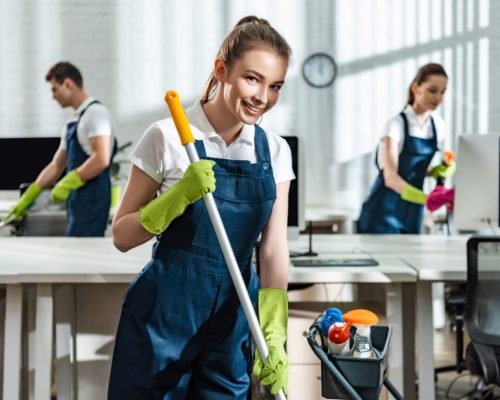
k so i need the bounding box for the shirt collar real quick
[74,97,95,115]
[186,101,254,145]
[404,104,433,126]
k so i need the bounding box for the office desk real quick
[0,237,149,400]
[288,248,417,399]
[290,234,470,400]
[0,259,22,400]
[0,235,468,400]
[401,250,468,400]
[289,233,468,256]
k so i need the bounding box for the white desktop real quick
[454,133,500,233]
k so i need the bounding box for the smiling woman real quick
[202,47,288,141]
[107,16,294,400]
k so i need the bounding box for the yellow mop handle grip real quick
[164,90,195,145]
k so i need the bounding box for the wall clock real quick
[302,52,337,88]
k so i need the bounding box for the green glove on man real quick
[139,160,216,235]
[429,162,456,179]
[51,170,86,203]
[253,288,288,395]
[401,183,427,205]
[3,182,42,221]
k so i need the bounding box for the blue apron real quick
[357,112,438,234]
[108,125,276,399]
[65,100,114,237]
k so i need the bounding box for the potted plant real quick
[110,141,132,209]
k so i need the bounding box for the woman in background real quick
[357,63,454,234]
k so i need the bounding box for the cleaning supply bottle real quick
[320,307,343,346]
[327,321,351,356]
[343,309,379,359]
[436,150,455,186]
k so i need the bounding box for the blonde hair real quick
[201,16,291,103]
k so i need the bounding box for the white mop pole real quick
[165,91,286,400]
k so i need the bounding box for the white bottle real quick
[351,324,375,359]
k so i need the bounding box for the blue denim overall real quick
[65,100,114,237]
[108,125,276,399]
[357,112,438,234]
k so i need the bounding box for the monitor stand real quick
[290,221,318,258]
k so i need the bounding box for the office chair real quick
[463,236,500,397]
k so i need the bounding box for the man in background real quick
[2,61,116,236]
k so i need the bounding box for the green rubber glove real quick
[429,162,456,179]
[253,288,288,395]
[3,183,42,221]
[51,170,86,203]
[401,183,427,205]
[139,160,216,234]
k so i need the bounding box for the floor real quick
[434,323,475,400]
[431,317,500,400]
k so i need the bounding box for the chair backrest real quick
[466,236,500,345]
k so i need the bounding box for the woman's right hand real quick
[177,160,216,203]
[138,160,216,235]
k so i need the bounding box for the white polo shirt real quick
[129,101,295,194]
[59,97,115,156]
[377,105,446,168]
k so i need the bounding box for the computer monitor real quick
[281,136,305,240]
[0,137,61,190]
[454,133,500,232]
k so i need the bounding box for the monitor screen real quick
[0,137,61,190]
[281,135,304,240]
[454,133,500,231]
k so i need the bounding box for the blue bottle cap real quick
[325,307,343,321]
[321,308,343,336]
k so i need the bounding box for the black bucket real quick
[306,316,403,400]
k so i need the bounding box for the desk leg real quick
[3,284,22,400]
[417,281,434,400]
[34,283,53,400]
[386,282,416,400]
[55,284,77,400]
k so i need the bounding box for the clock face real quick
[302,53,337,88]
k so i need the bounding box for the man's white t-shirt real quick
[129,101,295,194]
[59,97,115,156]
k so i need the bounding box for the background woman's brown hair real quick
[407,63,448,105]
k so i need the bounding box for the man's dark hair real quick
[45,62,83,88]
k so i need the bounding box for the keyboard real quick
[291,258,379,267]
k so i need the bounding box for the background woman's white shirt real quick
[377,104,446,169]
[129,101,295,194]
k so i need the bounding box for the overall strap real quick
[194,139,207,158]
[399,111,410,138]
[429,115,438,150]
[77,100,100,124]
[253,125,271,162]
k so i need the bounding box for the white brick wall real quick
[0,0,498,211]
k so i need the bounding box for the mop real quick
[165,90,287,400]
[0,215,15,230]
